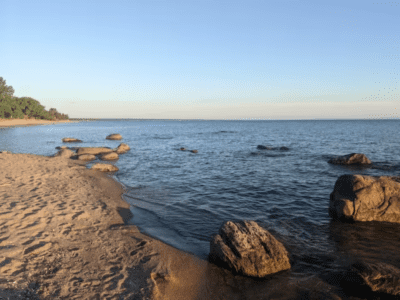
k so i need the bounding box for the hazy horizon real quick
[2,0,398,120]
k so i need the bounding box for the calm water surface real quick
[2,119,400,299]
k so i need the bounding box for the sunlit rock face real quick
[209,220,291,278]
[330,174,400,223]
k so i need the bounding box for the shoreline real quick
[0,152,218,299]
[0,119,80,128]
[0,151,345,299]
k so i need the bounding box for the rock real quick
[76,147,113,156]
[209,220,291,278]
[100,152,119,161]
[0,151,11,154]
[328,153,372,165]
[54,149,75,159]
[190,150,198,153]
[279,146,289,151]
[257,145,273,150]
[329,174,400,223]
[180,147,186,151]
[341,260,400,297]
[62,137,82,143]
[77,154,96,161]
[91,163,119,172]
[115,143,130,154]
[106,133,122,140]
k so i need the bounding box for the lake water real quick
[2,119,400,299]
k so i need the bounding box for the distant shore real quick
[0,118,80,128]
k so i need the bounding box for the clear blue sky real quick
[1,0,399,119]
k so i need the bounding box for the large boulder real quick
[328,153,371,165]
[91,163,119,172]
[100,152,119,161]
[115,143,130,154]
[76,147,113,156]
[77,154,96,161]
[341,260,400,297]
[54,149,75,159]
[209,221,291,278]
[62,137,82,143]
[330,174,400,223]
[106,133,122,140]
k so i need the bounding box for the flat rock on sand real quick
[76,147,113,155]
[54,148,75,159]
[330,174,400,223]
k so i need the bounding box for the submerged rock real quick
[100,152,119,161]
[179,147,186,151]
[341,260,400,297]
[328,153,371,165]
[190,150,198,153]
[257,145,273,150]
[106,133,122,140]
[279,146,289,151]
[91,163,119,172]
[209,220,291,278]
[329,174,400,223]
[62,137,82,143]
[76,147,113,156]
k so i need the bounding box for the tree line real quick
[0,77,69,120]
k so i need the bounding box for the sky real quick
[1,0,399,120]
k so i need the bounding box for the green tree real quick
[0,77,15,98]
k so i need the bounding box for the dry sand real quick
[0,119,79,128]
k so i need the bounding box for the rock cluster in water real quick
[53,134,129,172]
[209,220,291,278]
[328,153,372,165]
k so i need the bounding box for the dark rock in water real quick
[190,150,198,153]
[179,147,187,151]
[329,174,400,223]
[328,153,371,165]
[257,145,273,150]
[209,220,291,278]
[341,260,400,297]
[279,146,289,151]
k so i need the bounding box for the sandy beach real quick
[0,151,222,299]
[0,119,79,128]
